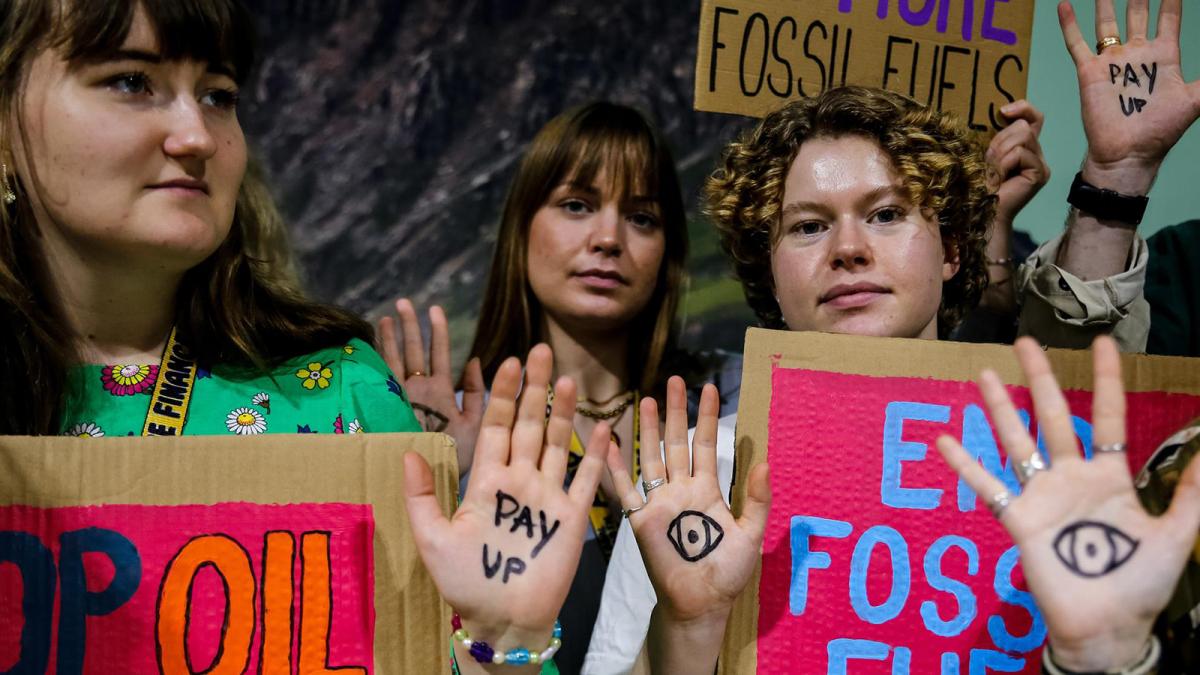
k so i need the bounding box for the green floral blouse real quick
[58,339,420,437]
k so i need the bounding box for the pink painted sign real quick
[756,368,1200,674]
[0,502,374,673]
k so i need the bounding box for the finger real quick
[541,376,576,484]
[663,376,691,481]
[691,384,721,479]
[429,305,452,378]
[1089,336,1128,470]
[403,452,452,558]
[396,299,427,377]
[377,315,406,378]
[999,146,1049,187]
[736,463,772,542]
[999,99,1045,135]
[1163,451,1200,554]
[569,423,609,506]
[1058,1,1093,65]
[476,356,522,468]
[607,443,645,513]
[1015,337,1082,462]
[460,357,486,421]
[987,120,1034,167]
[978,368,1040,465]
[1094,0,1119,44]
[638,396,665,482]
[936,435,1014,522]
[1126,0,1149,41]
[509,344,553,467]
[1157,0,1182,42]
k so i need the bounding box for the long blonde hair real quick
[469,102,688,397]
[0,0,372,434]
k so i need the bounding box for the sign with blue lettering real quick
[719,330,1200,674]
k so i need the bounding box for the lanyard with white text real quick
[141,327,198,436]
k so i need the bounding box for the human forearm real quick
[1056,158,1155,282]
[646,605,730,675]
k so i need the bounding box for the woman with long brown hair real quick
[380,101,735,672]
[0,0,420,438]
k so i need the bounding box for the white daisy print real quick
[66,422,104,438]
[226,407,267,435]
[251,392,271,412]
[347,419,363,434]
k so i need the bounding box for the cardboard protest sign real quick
[720,330,1200,674]
[695,0,1035,132]
[0,433,458,673]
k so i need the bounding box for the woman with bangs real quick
[379,101,734,673]
[0,0,421,438]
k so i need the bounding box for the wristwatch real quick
[1067,172,1150,226]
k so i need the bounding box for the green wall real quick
[1019,0,1199,241]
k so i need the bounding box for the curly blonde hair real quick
[705,86,994,337]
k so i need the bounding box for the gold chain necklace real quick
[575,391,635,421]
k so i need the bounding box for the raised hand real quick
[607,378,770,672]
[379,298,484,475]
[936,336,1200,672]
[403,345,608,673]
[1059,0,1200,191]
[988,100,1049,227]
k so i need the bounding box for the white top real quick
[582,413,738,675]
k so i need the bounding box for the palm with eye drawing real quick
[608,379,771,623]
[936,337,1200,670]
[404,344,607,635]
[1059,0,1200,174]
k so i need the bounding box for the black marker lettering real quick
[502,557,526,583]
[509,505,534,539]
[709,7,739,93]
[738,12,770,96]
[482,544,502,579]
[494,490,520,527]
[1123,63,1141,88]
[532,511,560,559]
[800,20,828,96]
[1142,62,1158,95]
[767,17,797,98]
[1110,63,1122,85]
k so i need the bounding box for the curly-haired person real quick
[585,84,1155,674]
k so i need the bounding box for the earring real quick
[1,162,15,205]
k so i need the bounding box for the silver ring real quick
[1094,442,1127,455]
[1016,453,1046,484]
[642,477,667,494]
[989,490,1013,517]
[622,503,645,518]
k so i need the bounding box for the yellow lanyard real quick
[565,393,639,558]
[141,327,198,436]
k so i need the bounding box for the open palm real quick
[1059,0,1200,172]
[404,344,606,639]
[937,337,1200,671]
[608,379,770,623]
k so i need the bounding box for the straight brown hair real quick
[0,0,373,434]
[469,102,688,397]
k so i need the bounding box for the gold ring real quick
[406,370,425,378]
[1096,36,1121,53]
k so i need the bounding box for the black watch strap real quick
[1067,172,1149,226]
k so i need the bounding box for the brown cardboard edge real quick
[718,329,1200,673]
[0,431,459,674]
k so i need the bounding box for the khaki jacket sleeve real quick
[1015,232,1149,352]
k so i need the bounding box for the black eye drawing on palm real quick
[667,510,724,562]
[1053,521,1139,578]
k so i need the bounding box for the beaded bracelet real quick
[451,613,562,666]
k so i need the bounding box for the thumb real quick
[461,357,486,419]
[736,463,771,542]
[403,451,451,561]
[1163,450,1200,552]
